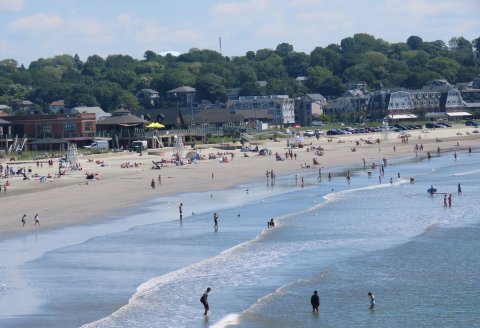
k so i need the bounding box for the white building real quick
[226,95,295,125]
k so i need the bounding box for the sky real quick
[0,0,479,66]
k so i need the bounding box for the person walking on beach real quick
[213,212,219,231]
[200,287,211,316]
[311,290,320,313]
[21,214,26,227]
[368,292,375,310]
[150,179,155,189]
[34,213,40,226]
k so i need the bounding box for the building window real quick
[64,122,76,133]
[37,124,52,134]
[85,122,93,132]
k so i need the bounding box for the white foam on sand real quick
[210,313,241,327]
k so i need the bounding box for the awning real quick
[29,138,68,145]
[425,112,446,118]
[446,111,472,117]
[387,114,418,120]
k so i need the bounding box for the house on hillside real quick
[295,94,326,126]
[136,89,160,107]
[49,100,65,113]
[167,86,196,107]
[12,100,35,114]
[324,88,369,122]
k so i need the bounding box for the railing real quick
[8,125,258,141]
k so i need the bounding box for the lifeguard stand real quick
[381,119,390,141]
[173,135,184,157]
[66,143,79,170]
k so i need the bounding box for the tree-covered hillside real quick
[0,33,479,113]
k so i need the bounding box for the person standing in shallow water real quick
[368,292,375,310]
[310,290,320,313]
[200,287,211,316]
[213,212,219,231]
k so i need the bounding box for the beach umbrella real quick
[146,122,165,129]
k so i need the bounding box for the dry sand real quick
[1,125,478,238]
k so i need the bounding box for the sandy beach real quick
[1,125,478,237]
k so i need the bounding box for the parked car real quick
[465,120,478,127]
[303,130,315,137]
[84,140,109,150]
[436,122,451,128]
[326,129,341,135]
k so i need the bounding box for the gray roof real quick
[96,113,146,126]
[167,86,196,93]
[0,104,12,110]
[185,109,243,125]
[306,94,327,103]
[73,106,110,118]
[133,108,184,127]
[0,118,11,125]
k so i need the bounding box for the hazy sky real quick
[0,0,478,66]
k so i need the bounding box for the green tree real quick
[195,73,227,102]
[82,55,105,78]
[425,57,460,82]
[239,81,264,96]
[407,36,423,50]
[0,59,18,74]
[275,43,294,58]
[284,52,310,77]
[306,66,333,91]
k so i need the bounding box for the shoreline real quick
[1,125,478,239]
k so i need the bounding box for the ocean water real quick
[1,150,479,328]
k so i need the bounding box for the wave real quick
[242,269,330,315]
[453,169,480,176]
[209,313,241,328]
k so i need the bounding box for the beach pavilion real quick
[96,108,147,149]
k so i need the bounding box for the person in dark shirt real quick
[310,290,320,313]
[200,287,211,316]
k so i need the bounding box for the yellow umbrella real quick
[146,122,165,129]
